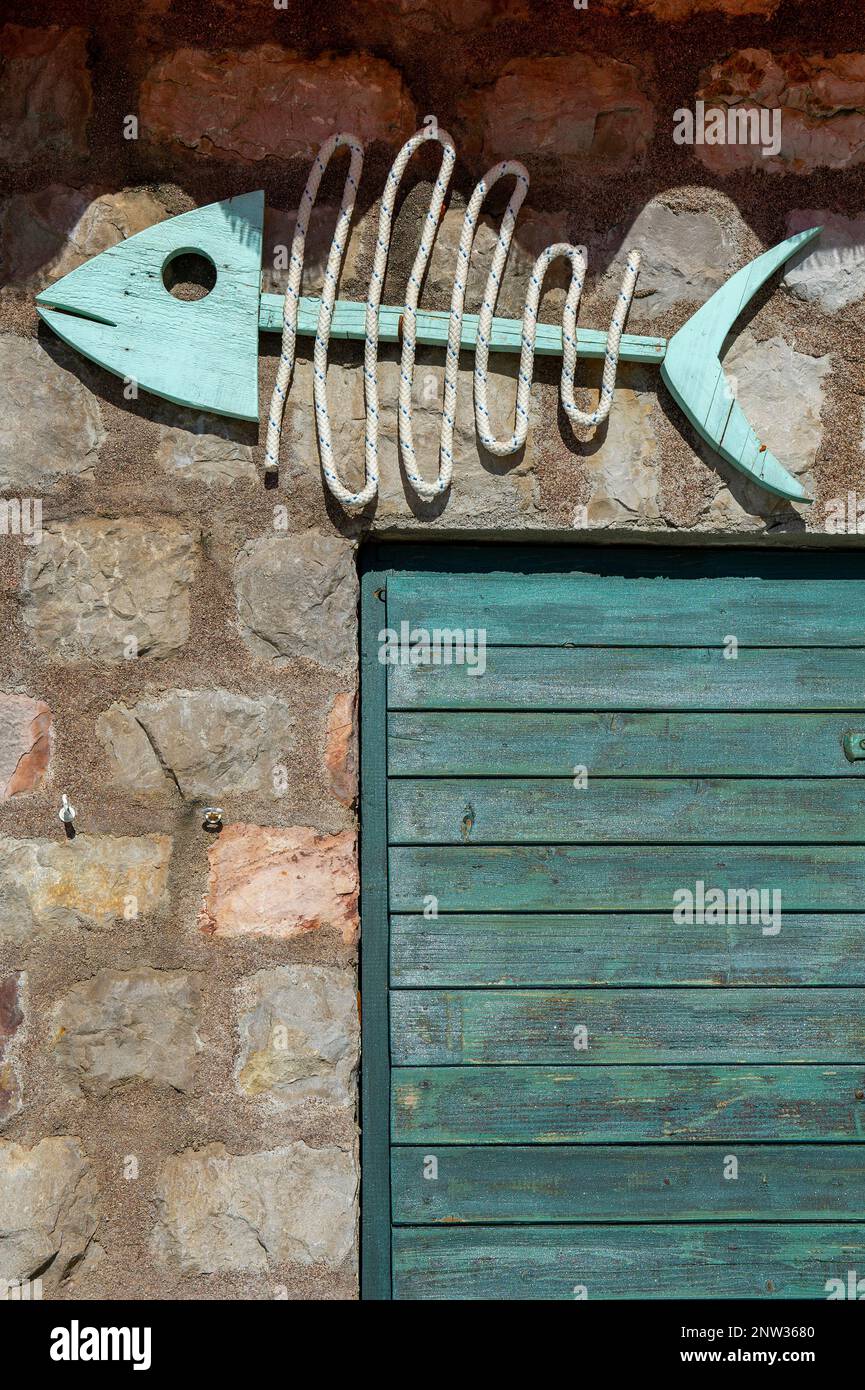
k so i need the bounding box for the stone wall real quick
[1,0,864,1301]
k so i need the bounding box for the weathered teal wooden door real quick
[360,545,865,1300]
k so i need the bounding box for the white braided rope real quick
[370,126,456,507]
[266,127,641,508]
[265,132,364,480]
[469,168,642,451]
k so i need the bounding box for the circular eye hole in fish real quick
[162,250,217,301]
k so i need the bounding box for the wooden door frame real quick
[360,551,392,1299]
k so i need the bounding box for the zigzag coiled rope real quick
[265,125,641,507]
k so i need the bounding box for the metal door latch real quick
[843,732,865,762]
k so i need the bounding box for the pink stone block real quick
[199,824,358,944]
[140,47,415,162]
[0,694,51,799]
[694,49,865,174]
[461,54,656,173]
[325,692,358,809]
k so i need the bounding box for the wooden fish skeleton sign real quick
[34,127,821,506]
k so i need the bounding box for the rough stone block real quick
[235,965,359,1108]
[0,974,24,1124]
[359,0,530,43]
[693,49,865,175]
[97,689,294,799]
[324,691,357,808]
[601,0,778,13]
[234,531,357,672]
[52,968,201,1096]
[262,203,365,298]
[0,26,91,165]
[21,519,198,662]
[460,54,655,172]
[600,202,738,318]
[140,47,414,161]
[199,824,358,944]
[0,1137,99,1295]
[0,336,105,491]
[153,406,256,483]
[785,209,865,312]
[0,834,172,941]
[0,693,51,799]
[153,1142,357,1272]
[580,368,661,526]
[0,185,167,294]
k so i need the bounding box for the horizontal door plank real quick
[391,913,865,986]
[388,570,865,647]
[391,989,865,1065]
[392,1224,865,1300]
[388,647,865,711]
[391,1144,865,1223]
[392,1065,865,1142]
[389,777,865,844]
[383,545,865,584]
[389,844,865,912]
[389,711,865,776]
